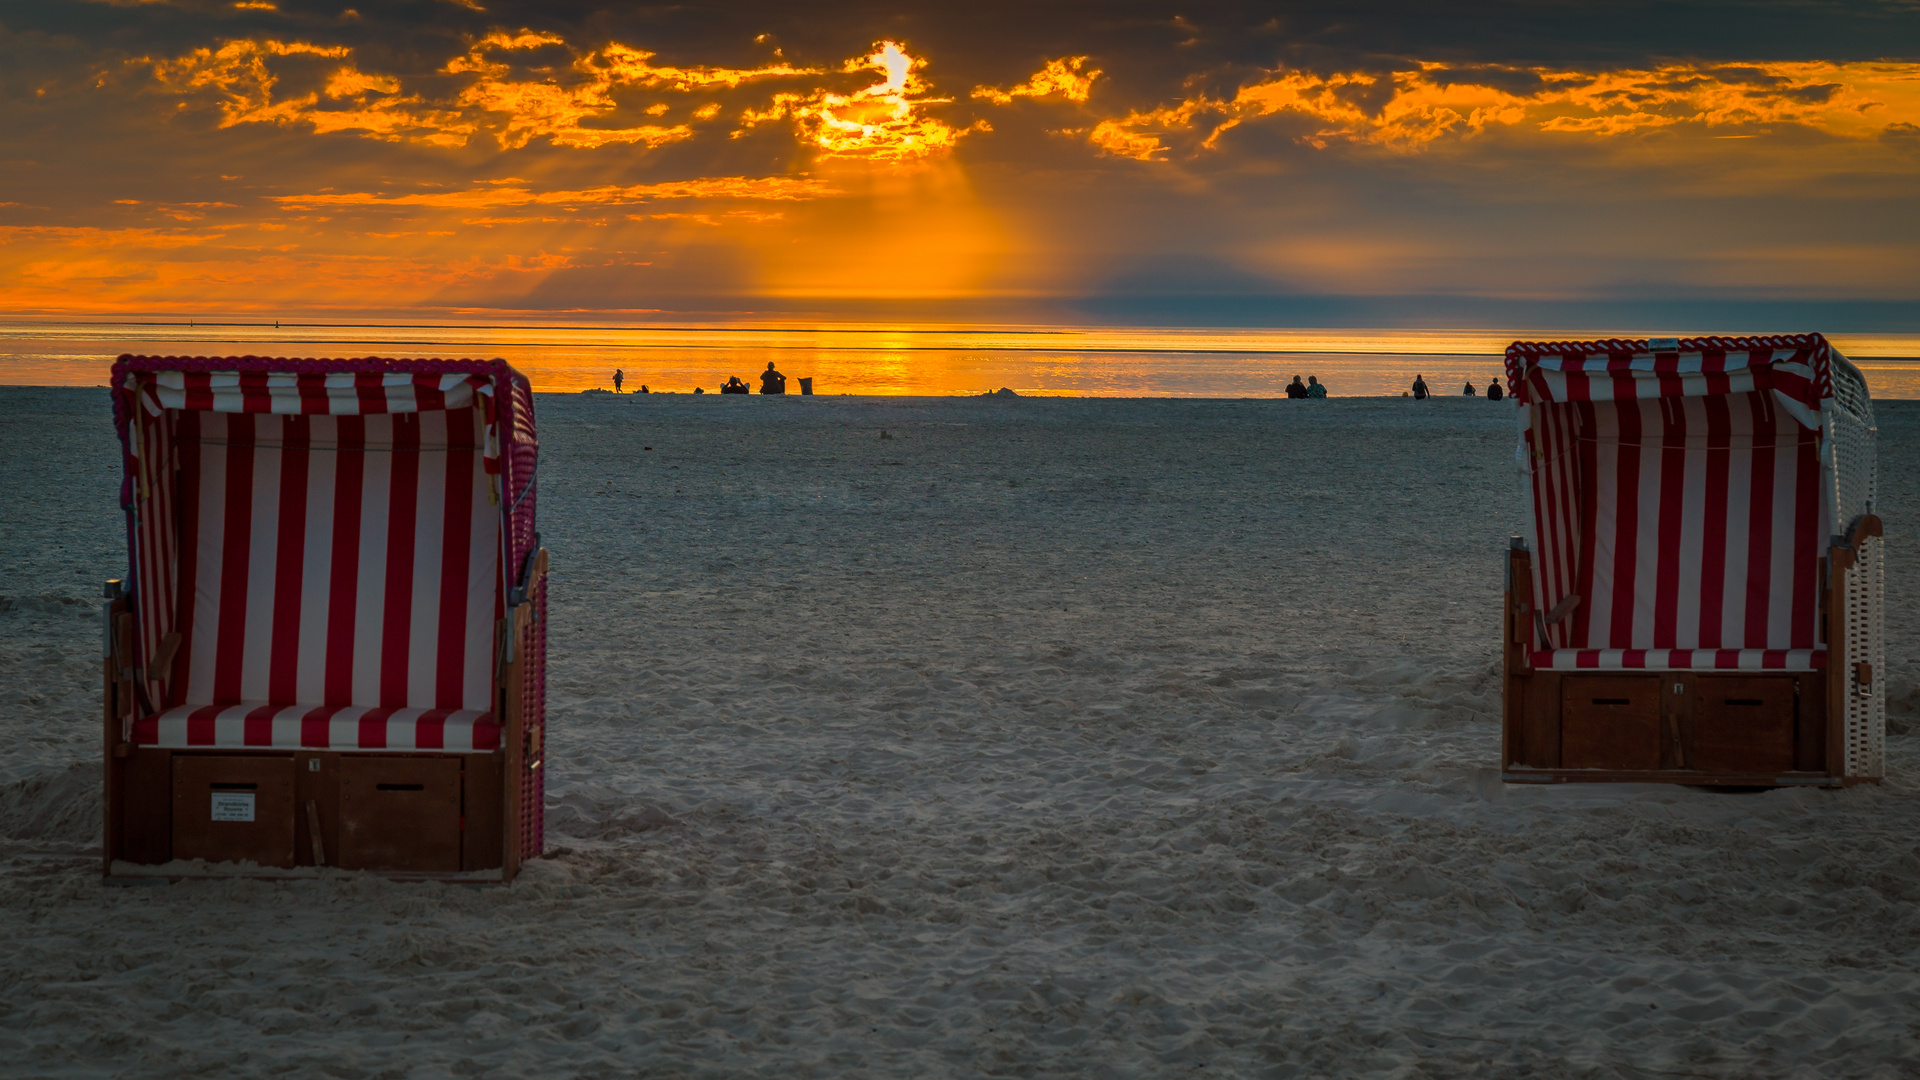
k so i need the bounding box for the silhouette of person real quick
[760,362,788,394]
[1463,380,1478,396]
[1487,380,1504,402]
[1285,375,1308,399]
[1307,375,1327,398]
[721,376,749,394]
[1412,374,1430,400]
[613,369,624,393]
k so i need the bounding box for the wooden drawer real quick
[1691,676,1796,773]
[338,756,463,872]
[1561,675,1662,770]
[172,755,296,868]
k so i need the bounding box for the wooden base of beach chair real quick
[106,746,514,874]
[102,551,549,881]
[1500,545,1871,789]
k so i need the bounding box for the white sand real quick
[2,389,1916,1077]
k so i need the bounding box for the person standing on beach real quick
[760,361,788,394]
[1307,375,1327,398]
[613,369,624,393]
[1412,374,1430,399]
[1285,375,1308,398]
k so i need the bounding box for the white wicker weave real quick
[1824,351,1883,780]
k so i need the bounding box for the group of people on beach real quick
[612,362,791,396]
[608,364,1503,399]
[1410,374,1504,401]
[1281,374,1506,400]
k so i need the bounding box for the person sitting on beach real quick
[760,362,788,394]
[1412,374,1430,400]
[1487,380,1504,402]
[1285,375,1308,399]
[1463,380,1477,396]
[613,369,624,393]
[1307,375,1327,398]
[721,376,750,394]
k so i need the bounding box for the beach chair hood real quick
[1503,333,1876,675]
[108,356,540,752]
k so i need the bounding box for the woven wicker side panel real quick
[1827,357,1882,780]
[518,568,547,860]
[1844,534,1887,779]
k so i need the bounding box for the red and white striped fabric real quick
[1512,335,1838,674]
[136,369,491,417]
[132,704,500,751]
[1507,336,1827,430]
[1531,649,1826,671]
[130,407,502,750]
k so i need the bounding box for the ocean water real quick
[2,320,1917,398]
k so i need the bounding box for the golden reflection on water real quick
[2,321,1917,398]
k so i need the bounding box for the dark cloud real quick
[1,0,1917,320]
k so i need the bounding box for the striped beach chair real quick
[102,356,548,879]
[1501,334,1882,786]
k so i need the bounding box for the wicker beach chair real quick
[102,356,548,879]
[1501,334,1882,786]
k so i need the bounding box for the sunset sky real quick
[3,0,1919,326]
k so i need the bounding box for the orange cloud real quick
[1092,59,1920,159]
[146,39,347,125]
[268,176,838,209]
[973,57,1100,105]
[444,32,813,149]
[736,41,975,160]
[144,38,474,146]
[136,34,997,161]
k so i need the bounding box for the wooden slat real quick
[1503,768,1839,786]
[1521,671,1561,768]
[462,751,504,871]
[1661,672,1693,770]
[293,751,339,868]
[1798,670,1827,772]
[120,747,172,865]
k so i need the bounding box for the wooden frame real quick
[103,551,548,882]
[1501,522,1878,788]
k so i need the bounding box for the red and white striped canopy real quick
[1509,334,1845,673]
[130,369,492,416]
[1505,335,1829,431]
[111,356,536,752]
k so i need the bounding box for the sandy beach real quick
[2,387,1915,1078]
